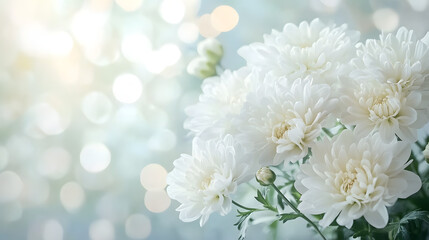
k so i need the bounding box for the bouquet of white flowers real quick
[167,19,429,239]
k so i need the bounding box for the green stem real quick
[232,200,261,211]
[271,184,327,240]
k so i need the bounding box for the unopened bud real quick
[197,38,223,63]
[187,57,216,79]
[423,143,429,163]
[256,167,276,186]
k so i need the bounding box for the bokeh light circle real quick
[112,74,143,104]
[82,92,113,124]
[89,219,115,240]
[43,219,64,240]
[38,147,71,180]
[140,164,167,190]
[144,190,171,213]
[210,5,239,32]
[197,14,220,38]
[80,143,111,173]
[0,171,23,203]
[372,8,399,32]
[121,34,152,63]
[125,214,152,239]
[115,0,143,11]
[159,0,185,24]
[60,182,85,212]
[178,23,199,43]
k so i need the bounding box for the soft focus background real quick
[0,0,429,239]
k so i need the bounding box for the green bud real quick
[197,38,223,64]
[186,57,216,79]
[256,167,276,186]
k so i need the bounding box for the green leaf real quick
[396,225,410,240]
[254,190,277,212]
[278,213,299,223]
[290,185,301,204]
[391,210,429,240]
[399,211,429,225]
[255,190,266,205]
[373,223,397,233]
[234,210,252,230]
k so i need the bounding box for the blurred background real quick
[0,0,429,239]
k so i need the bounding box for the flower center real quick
[369,94,400,122]
[340,172,357,194]
[272,122,289,139]
[200,175,213,190]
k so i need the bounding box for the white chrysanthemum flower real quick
[184,67,258,138]
[341,81,428,143]
[350,27,429,92]
[236,76,338,166]
[238,18,359,86]
[295,129,422,229]
[166,135,255,226]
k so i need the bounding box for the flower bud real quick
[197,38,223,63]
[423,143,429,163]
[187,57,216,79]
[256,167,276,186]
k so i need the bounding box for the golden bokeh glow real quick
[210,5,239,32]
[197,14,220,38]
[144,190,171,213]
[140,164,167,190]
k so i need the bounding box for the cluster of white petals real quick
[168,18,429,232]
[296,130,421,229]
[238,19,359,86]
[351,27,429,91]
[166,135,255,226]
[236,76,338,166]
[341,82,427,142]
[341,27,429,143]
[184,67,258,139]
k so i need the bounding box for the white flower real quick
[166,135,255,226]
[184,67,258,139]
[340,81,428,143]
[236,76,338,166]
[350,27,429,92]
[295,129,422,229]
[238,18,359,86]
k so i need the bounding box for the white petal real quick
[319,208,340,227]
[395,170,422,198]
[364,206,388,228]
